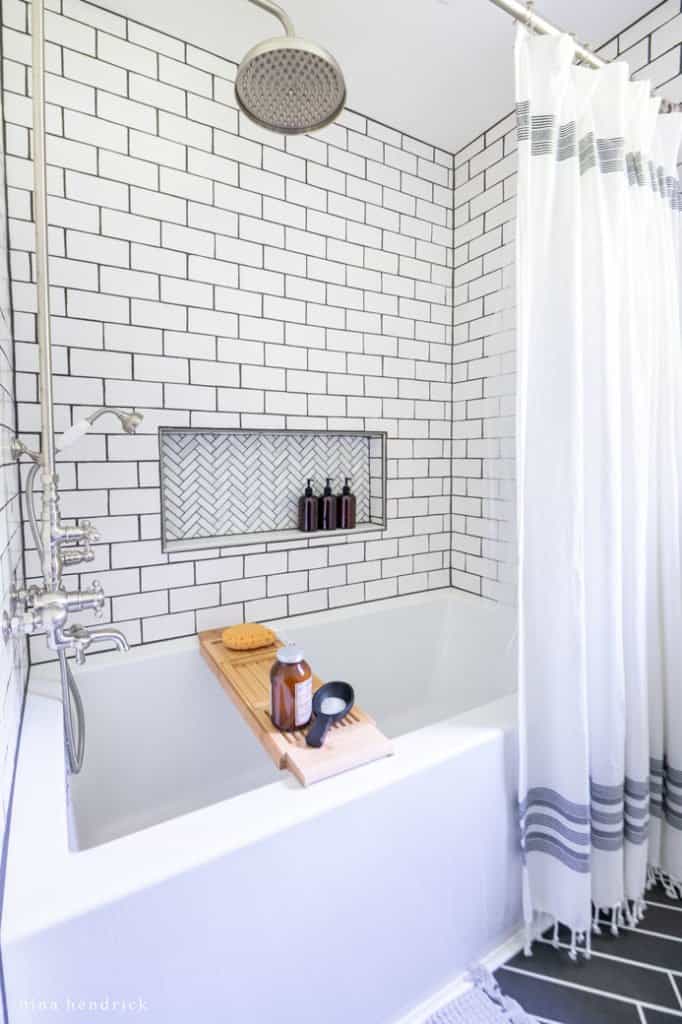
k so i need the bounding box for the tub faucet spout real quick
[63,623,130,664]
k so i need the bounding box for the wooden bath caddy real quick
[199,629,393,786]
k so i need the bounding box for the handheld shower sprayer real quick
[58,407,144,452]
[12,405,145,774]
[25,407,144,558]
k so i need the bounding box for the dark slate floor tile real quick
[507,939,680,1010]
[647,885,682,910]
[643,1011,682,1022]
[567,923,682,974]
[496,966,641,1024]
[641,902,682,940]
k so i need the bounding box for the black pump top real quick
[342,477,352,495]
[323,477,333,496]
[304,478,313,497]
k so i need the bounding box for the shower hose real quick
[27,461,86,774]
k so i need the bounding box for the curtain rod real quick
[487,0,605,69]
[488,0,681,111]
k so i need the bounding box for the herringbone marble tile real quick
[160,430,374,541]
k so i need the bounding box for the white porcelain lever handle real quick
[57,418,90,452]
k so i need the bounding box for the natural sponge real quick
[222,622,277,651]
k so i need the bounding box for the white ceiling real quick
[105,0,654,152]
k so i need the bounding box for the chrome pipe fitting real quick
[3,0,142,774]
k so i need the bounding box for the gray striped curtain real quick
[515,26,682,959]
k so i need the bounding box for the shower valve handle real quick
[90,580,105,619]
[78,520,99,564]
[57,520,99,546]
[61,546,95,568]
[51,583,105,618]
[76,580,105,617]
[1,606,42,642]
[59,520,99,568]
[79,520,99,543]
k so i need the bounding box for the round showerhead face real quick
[235,35,346,135]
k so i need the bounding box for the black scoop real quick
[305,681,354,748]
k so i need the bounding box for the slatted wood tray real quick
[199,629,393,786]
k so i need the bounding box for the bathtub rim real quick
[5,589,517,948]
[27,586,500,694]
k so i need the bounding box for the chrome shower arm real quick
[86,407,143,433]
[247,0,295,37]
[87,407,129,425]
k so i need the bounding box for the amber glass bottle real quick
[338,477,356,529]
[270,643,313,731]
[319,477,337,530]
[298,478,318,532]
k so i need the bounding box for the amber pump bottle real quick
[338,477,356,529]
[298,478,318,532]
[319,477,337,530]
[270,643,313,731]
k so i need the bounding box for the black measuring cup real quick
[305,681,354,748]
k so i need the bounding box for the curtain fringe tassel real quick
[648,865,682,900]
[592,905,602,935]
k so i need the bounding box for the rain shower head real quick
[236,0,346,135]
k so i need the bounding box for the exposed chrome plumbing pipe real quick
[32,0,56,479]
[32,0,63,594]
[1,0,139,773]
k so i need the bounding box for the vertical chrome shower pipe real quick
[32,0,61,590]
[0,0,133,773]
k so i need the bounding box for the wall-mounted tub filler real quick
[235,0,346,134]
[4,405,144,775]
[0,0,141,774]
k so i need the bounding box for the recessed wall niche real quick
[159,428,387,552]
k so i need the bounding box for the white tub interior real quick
[8,590,522,1024]
[29,590,516,852]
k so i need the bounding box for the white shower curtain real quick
[516,26,682,955]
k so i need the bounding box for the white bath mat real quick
[425,969,537,1023]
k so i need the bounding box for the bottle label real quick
[294,677,312,727]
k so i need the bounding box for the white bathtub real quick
[2,589,522,1024]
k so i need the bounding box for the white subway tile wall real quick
[2,0,454,662]
[0,0,679,683]
[0,88,28,840]
[450,0,682,603]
